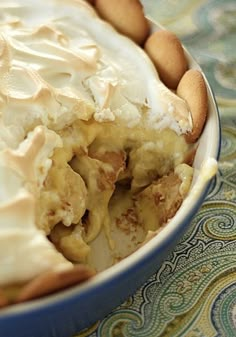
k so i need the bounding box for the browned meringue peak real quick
[2,126,61,189]
[0,37,96,132]
[0,0,192,134]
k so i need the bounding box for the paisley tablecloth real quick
[76,1,236,336]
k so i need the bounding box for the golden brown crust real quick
[95,0,150,45]
[15,265,95,303]
[144,30,188,89]
[0,288,9,308]
[177,69,208,143]
[86,0,95,5]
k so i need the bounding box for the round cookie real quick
[0,288,9,308]
[16,265,95,302]
[144,30,188,89]
[177,69,208,143]
[95,0,150,45]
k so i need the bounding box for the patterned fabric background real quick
[76,1,236,336]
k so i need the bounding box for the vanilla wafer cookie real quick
[95,0,149,45]
[177,69,208,143]
[16,265,95,303]
[144,30,188,89]
[0,288,9,308]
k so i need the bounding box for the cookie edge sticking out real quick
[16,265,96,303]
[95,0,150,45]
[177,69,208,143]
[145,30,188,89]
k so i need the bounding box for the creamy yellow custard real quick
[0,0,194,286]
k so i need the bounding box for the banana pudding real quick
[0,0,206,304]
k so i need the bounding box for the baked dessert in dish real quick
[0,0,209,306]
